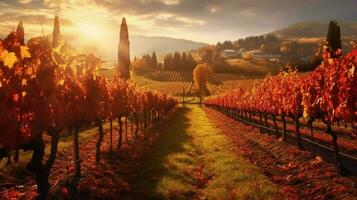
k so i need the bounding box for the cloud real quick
[1,0,357,43]
[0,12,73,26]
[161,0,180,6]
[239,9,257,18]
[153,14,205,27]
[0,0,46,9]
[18,0,32,4]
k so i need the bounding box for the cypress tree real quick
[16,20,25,45]
[152,51,158,69]
[187,54,196,70]
[167,54,173,70]
[118,17,131,79]
[181,52,187,70]
[173,52,181,70]
[52,16,61,48]
[163,55,167,70]
[326,20,342,57]
[164,54,173,70]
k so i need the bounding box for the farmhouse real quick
[220,49,237,58]
[245,50,281,61]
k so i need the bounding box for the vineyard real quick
[1,10,357,200]
[2,30,356,198]
[205,49,357,174]
[0,29,176,198]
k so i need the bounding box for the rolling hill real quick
[271,21,357,38]
[130,35,208,56]
[71,34,208,63]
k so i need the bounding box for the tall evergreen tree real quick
[151,51,158,69]
[164,54,173,70]
[168,54,173,70]
[118,18,131,79]
[181,52,188,70]
[173,52,181,70]
[52,16,61,48]
[326,20,342,57]
[162,52,196,71]
[163,56,168,70]
[187,54,196,70]
[16,20,24,45]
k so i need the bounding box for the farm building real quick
[245,50,281,61]
[220,49,237,58]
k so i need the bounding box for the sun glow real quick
[75,20,109,40]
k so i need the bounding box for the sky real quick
[0,0,356,59]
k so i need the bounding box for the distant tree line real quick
[163,51,197,71]
[142,51,158,69]
[198,47,226,67]
[132,51,197,71]
[215,40,234,51]
[132,51,158,70]
[215,35,281,54]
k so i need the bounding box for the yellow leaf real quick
[0,50,18,69]
[22,91,27,97]
[303,108,308,118]
[52,45,62,54]
[20,46,31,59]
[348,65,355,78]
[328,58,334,64]
[59,79,65,86]
[21,79,27,86]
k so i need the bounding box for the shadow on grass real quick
[97,108,193,199]
[127,107,193,199]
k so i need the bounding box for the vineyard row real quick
[205,48,357,174]
[0,29,177,196]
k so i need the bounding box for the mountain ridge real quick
[130,35,208,57]
[270,21,357,38]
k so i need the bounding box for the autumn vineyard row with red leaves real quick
[205,48,356,174]
[0,23,176,195]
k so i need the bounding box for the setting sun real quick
[75,20,108,40]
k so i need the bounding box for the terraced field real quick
[132,70,259,96]
[100,68,260,96]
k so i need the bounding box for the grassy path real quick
[129,107,283,199]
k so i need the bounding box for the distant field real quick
[100,68,260,96]
[224,58,279,76]
[135,70,260,96]
[100,68,259,96]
